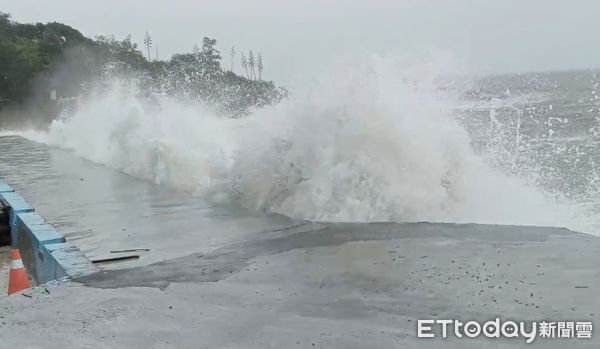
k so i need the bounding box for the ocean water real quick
[8,57,600,235]
[458,69,600,233]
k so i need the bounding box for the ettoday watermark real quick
[417,318,592,343]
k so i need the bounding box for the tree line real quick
[142,31,265,81]
[0,12,286,126]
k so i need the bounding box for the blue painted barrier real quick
[2,191,34,245]
[0,179,98,284]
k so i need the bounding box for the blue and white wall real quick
[0,180,97,284]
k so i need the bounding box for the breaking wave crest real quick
[16,56,598,234]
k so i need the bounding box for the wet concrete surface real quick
[0,136,299,269]
[80,221,582,289]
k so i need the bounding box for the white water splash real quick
[16,56,598,234]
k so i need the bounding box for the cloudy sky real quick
[3,0,599,86]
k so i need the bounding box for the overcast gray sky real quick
[3,0,600,86]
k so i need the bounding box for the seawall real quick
[0,179,97,285]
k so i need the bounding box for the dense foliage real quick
[0,12,90,106]
[0,12,286,125]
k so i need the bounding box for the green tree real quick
[199,37,221,76]
[0,36,42,104]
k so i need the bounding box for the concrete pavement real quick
[0,222,598,348]
[0,246,8,297]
